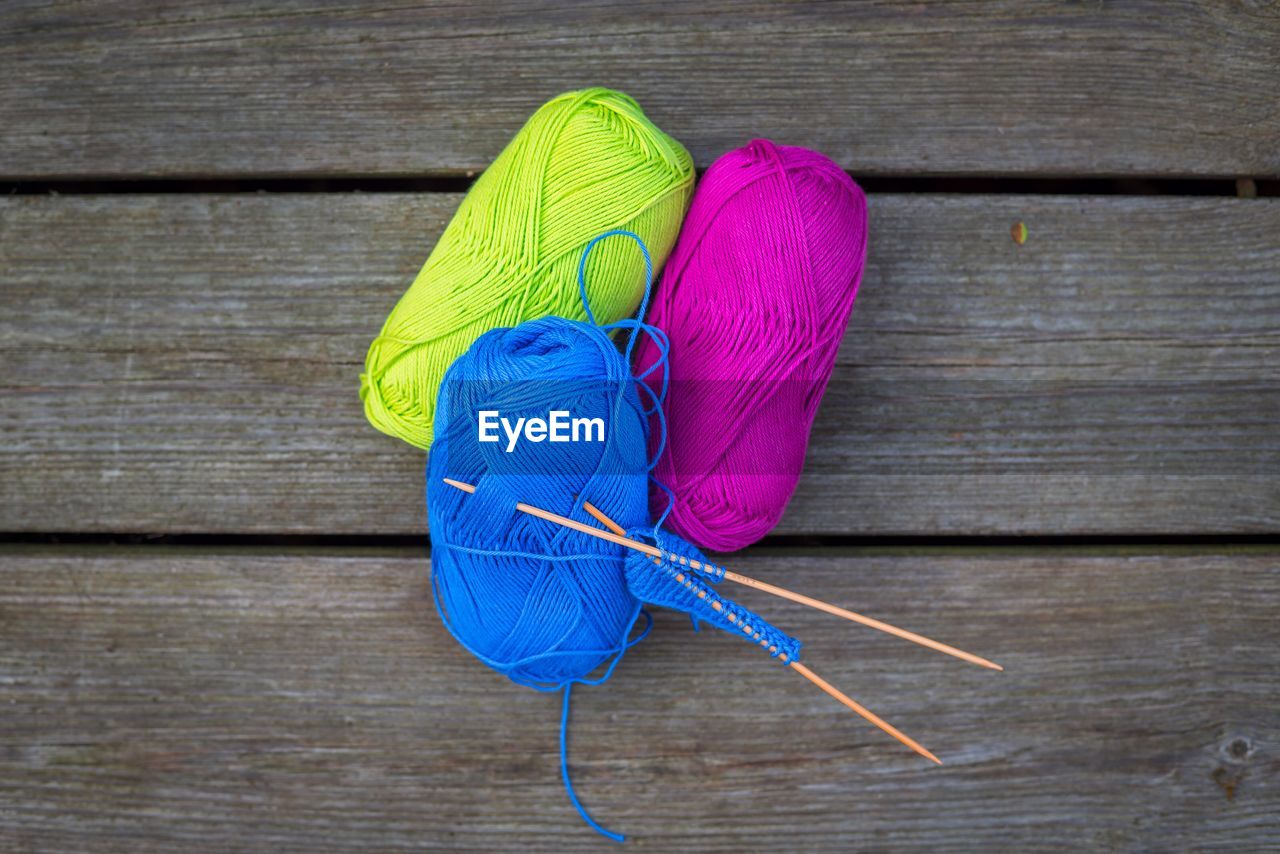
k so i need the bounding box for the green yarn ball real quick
[360,88,694,450]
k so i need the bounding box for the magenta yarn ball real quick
[635,140,868,552]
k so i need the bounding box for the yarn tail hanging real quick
[559,683,624,842]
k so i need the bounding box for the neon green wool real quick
[360,88,695,450]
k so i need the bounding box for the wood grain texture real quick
[2,193,1277,536]
[3,1,1279,180]
[0,547,1275,850]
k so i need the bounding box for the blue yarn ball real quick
[427,316,652,688]
[421,236,804,844]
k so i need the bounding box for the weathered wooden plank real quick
[2,1,1278,179]
[0,547,1275,850]
[2,193,1277,536]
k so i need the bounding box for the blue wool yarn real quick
[428,314,652,688]
[426,232,800,842]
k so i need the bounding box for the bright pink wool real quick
[636,140,868,552]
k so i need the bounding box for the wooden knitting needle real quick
[662,563,940,765]
[441,477,941,764]
[441,477,996,670]
[578,499,1001,673]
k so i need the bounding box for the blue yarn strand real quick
[576,229,654,350]
[560,684,624,843]
[575,230,677,534]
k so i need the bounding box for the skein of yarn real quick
[361,88,695,449]
[428,315,651,687]
[635,140,868,552]
[427,234,799,841]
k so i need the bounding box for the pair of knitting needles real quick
[442,477,1002,764]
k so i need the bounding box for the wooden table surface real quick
[2,3,1277,851]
